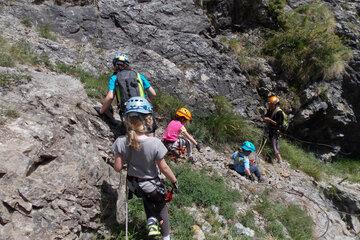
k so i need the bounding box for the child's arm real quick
[157,159,177,184]
[180,126,198,145]
[114,153,124,172]
[244,158,251,176]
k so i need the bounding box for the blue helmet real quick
[124,97,153,115]
[241,141,256,152]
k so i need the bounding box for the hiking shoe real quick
[147,223,161,237]
[188,156,195,163]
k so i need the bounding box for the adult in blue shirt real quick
[231,141,264,182]
[98,53,156,116]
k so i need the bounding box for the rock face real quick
[286,0,360,159]
[3,0,261,118]
[0,66,121,239]
[204,0,360,158]
[3,0,359,157]
[1,0,360,239]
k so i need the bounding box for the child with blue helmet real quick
[231,141,264,182]
[113,97,177,240]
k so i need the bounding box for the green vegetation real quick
[37,24,57,41]
[255,193,314,240]
[0,36,51,68]
[324,158,360,183]
[169,207,195,239]
[53,62,108,98]
[264,3,352,86]
[4,109,20,119]
[152,93,184,119]
[220,36,264,74]
[0,73,31,88]
[172,163,240,219]
[280,139,323,181]
[20,18,32,28]
[268,0,287,20]
[189,96,263,147]
[281,139,360,183]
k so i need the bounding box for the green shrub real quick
[268,0,287,20]
[171,164,241,219]
[54,62,108,98]
[280,139,323,181]
[37,25,57,41]
[264,3,352,86]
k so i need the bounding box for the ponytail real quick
[125,114,151,151]
[127,128,141,151]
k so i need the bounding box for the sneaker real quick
[147,223,161,237]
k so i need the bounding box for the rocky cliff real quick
[1,0,360,239]
[203,0,360,159]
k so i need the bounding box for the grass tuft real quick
[220,36,264,74]
[280,139,323,181]
[152,93,185,119]
[324,158,360,183]
[0,36,51,67]
[37,25,57,41]
[21,18,32,28]
[53,62,108,98]
[189,96,263,147]
[264,2,352,86]
[0,73,31,88]
[4,109,20,119]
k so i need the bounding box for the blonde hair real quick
[125,114,153,151]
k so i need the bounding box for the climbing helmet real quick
[268,95,280,105]
[124,97,153,115]
[112,52,130,66]
[176,107,192,121]
[241,141,256,153]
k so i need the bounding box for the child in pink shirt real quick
[162,107,201,161]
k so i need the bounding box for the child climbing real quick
[162,107,201,162]
[231,141,264,182]
[113,97,178,240]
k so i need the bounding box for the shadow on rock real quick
[100,180,119,234]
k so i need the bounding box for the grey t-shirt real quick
[112,136,168,179]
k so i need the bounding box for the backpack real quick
[115,70,145,112]
[271,107,289,131]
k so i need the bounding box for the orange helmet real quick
[176,107,192,121]
[268,95,280,105]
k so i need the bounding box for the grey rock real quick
[234,222,255,237]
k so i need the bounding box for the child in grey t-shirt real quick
[113,97,177,240]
